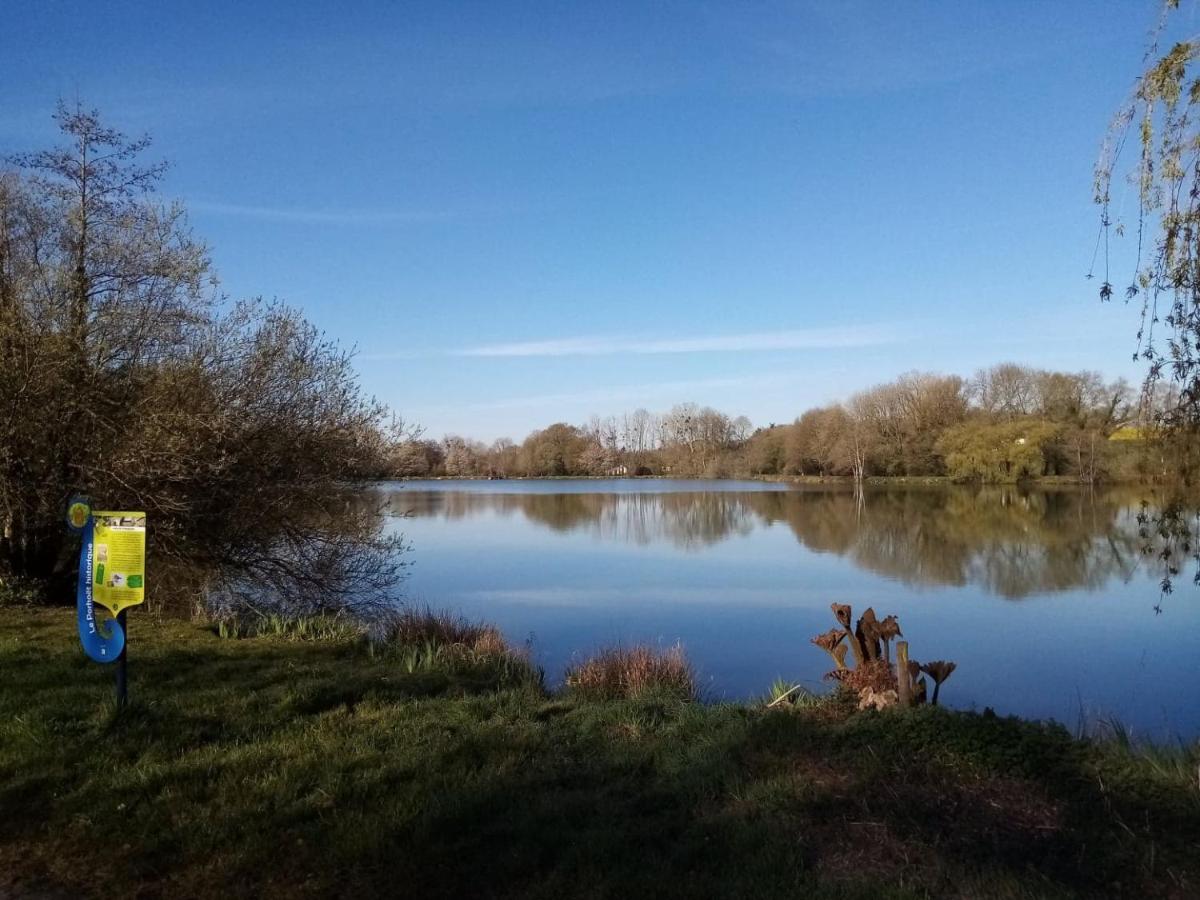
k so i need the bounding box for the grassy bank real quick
[2,609,1197,899]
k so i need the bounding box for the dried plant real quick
[812,604,955,710]
[920,660,958,706]
[858,687,899,711]
[565,645,696,701]
[811,628,848,669]
[876,615,902,663]
[827,658,895,694]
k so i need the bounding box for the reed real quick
[371,606,542,688]
[565,644,696,700]
[213,611,364,642]
[373,606,510,655]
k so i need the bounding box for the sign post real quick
[116,610,128,709]
[67,498,146,708]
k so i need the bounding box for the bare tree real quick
[971,364,1038,418]
[0,105,406,612]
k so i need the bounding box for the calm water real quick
[380,479,1200,738]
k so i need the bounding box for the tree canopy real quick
[387,365,1140,483]
[0,104,404,612]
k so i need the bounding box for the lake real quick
[380,479,1200,739]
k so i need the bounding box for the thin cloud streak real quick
[456,327,898,358]
[459,372,808,411]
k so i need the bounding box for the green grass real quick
[1,609,1197,899]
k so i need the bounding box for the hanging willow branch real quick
[1095,2,1200,594]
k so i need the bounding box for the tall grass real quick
[372,606,511,655]
[1086,716,1200,795]
[763,677,824,708]
[213,611,365,642]
[371,607,542,689]
[564,644,696,701]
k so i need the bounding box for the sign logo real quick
[66,496,91,533]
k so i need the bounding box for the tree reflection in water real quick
[381,483,1157,599]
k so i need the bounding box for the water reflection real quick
[385,483,1149,599]
[752,488,1145,599]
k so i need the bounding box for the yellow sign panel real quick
[92,511,146,614]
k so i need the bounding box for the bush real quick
[564,645,696,701]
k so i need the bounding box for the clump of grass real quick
[1087,716,1200,796]
[763,677,824,708]
[564,644,696,701]
[371,607,542,689]
[213,611,365,642]
[374,606,510,654]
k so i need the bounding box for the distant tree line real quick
[392,365,1162,483]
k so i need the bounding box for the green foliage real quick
[936,419,1061,482]
[2,609,1198,898]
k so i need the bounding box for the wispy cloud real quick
[460,372,810,410]
[456,326,898,358]
[189,200,457,226]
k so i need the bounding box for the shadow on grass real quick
[3,612,1197,898]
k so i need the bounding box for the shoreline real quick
[383,473,1162,487]
[2,607,1196,897]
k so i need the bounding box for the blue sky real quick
[0,1,1173,440]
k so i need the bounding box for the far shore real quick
[381,473,1160,487]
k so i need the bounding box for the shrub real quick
[564,645,696,701]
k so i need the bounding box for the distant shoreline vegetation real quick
[385,471,1155,486]
[390,365,1171,485]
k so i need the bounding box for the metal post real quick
[116,609,128,709]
